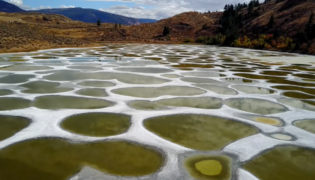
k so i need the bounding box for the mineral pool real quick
[0,44,315,180]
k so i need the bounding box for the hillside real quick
[0,1,156,25]
[0,0,315,55]
[29,8,142,25]
[98,12,222,42]
[232,0,315,54]
[0,0,25,13]
[0,12,94,52]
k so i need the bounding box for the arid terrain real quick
[0,0,315,54]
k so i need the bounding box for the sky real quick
[5,0,253,20]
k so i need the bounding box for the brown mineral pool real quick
[260,71,291,76]
[294,120,315,135]
[243,146,315,180]
[34,96,114,109]
[0,115,31,141]
[61,113,131,137]
[144,114,258,150]
[273,85,315,96]
[181,72,224,77]
[282,92,315,99]
[0,138,164,180]
[185,155,232,180]
[222,78,256,84]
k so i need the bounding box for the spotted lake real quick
[0,44,315,180]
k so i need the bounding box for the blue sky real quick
[22,0,143,9]
[6,0,252,19]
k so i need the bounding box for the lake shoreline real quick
[1,42,314,59]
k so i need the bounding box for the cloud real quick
[8,0,23,6]
[5,0,53,10]
[6,0,32,10]
[60,5,76,8]
[94,0,252,19]
[39,6,52,9]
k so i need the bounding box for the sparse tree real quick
[97,19,101,26]
[202,23,207,30]
[306,12,314,39]
[163,26,170,36]
[42,15,49,21]
[306,12,314,30]
[268,14,275,27]
[273,28,280,39]
[114,23,118,29]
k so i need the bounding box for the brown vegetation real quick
[0,0,315,54]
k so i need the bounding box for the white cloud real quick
[6,0,30,9]
[95,0,253,19]
[60,5,75,8]
[9,0,23,6]
[39,6,52,9]
[5,0,52,10]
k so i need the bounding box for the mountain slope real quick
[0,0,25,12]
[29,8,141,25]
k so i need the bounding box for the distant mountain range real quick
[0,0,25,12]
[0,0,157,25]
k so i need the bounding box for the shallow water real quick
[224,98,288,115]
[61,113,131,137]
[144,114,258,150]
[21,81,73,94]
[294,119,315,134]
[243,146,315,180]
[34,96,114,109]
[77,81,115,87]
[0,44,315,180]
[76,88,108,97]
[0,138,164,180]
[112,86,206,98]
[185,155,232,180]
[0,115,30,141]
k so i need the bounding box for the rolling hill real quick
[29,8,142,25]
[0,0,25,13]
[0,1,157,25]
[0,0,314,55]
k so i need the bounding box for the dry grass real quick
[0,0,315,54]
